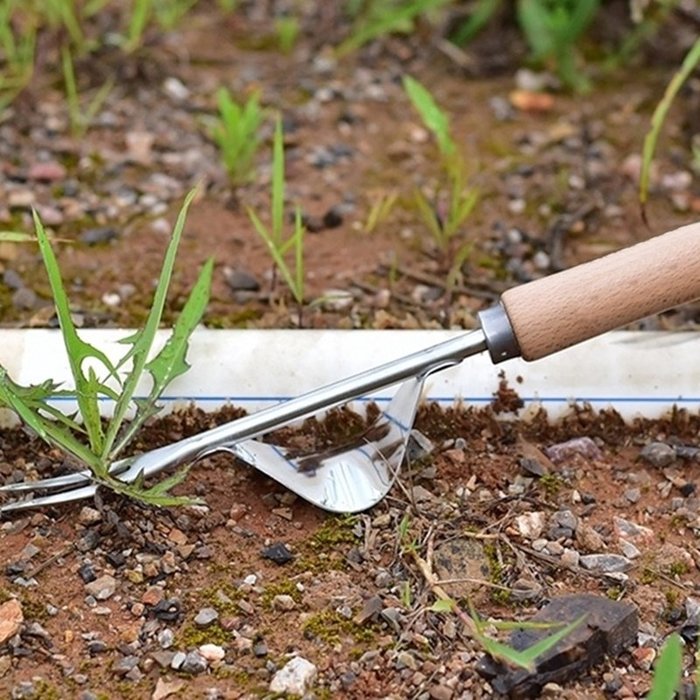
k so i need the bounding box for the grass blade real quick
[103,188,199,459]
[112,257,214,454]
[640,37,700,217]
[403,75,455,161]
[647,633,682,700]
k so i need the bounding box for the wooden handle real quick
[501,222,700,361]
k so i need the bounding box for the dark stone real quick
[87,639,108,655]
[105,551,126,568]
[476,594,638,698]
[79,227,118,245]
[152,598,182,622]
[681,482,696,497]
[225,268,260,292]
[78,561,97,583]
[76,529,101,552]
[5,561,26,577]
[260,542,294,565]
[322,206,343,229]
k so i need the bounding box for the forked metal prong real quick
[0,329,491,514]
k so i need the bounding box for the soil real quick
[2,1,700,698]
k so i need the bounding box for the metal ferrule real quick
[478,303,521,364]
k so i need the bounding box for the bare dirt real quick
[2,2,700,698]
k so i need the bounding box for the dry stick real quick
[25,543,75,579]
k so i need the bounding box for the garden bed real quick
[2,1,700,698]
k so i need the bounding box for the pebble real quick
[269,657,318,695]
[181,650,208,674]
[194,607,219,627]
[515,511,546,540]
[84,574,117,600]
[261,542,294,565]
[545,437,602,463]
[112,655,139,677]
[199,643,225,662]
[579,554,632,574]
[272,594,296,611]
[28,161,66,182]
[640,441,676,468]
[79,227,118,245]
[613,516,654,544]
[224,267,260,292]
[0,599,23,644]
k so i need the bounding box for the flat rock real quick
[269,656,317,695]
[0,599,23,644]
[579,554,632,574]
[476,594,638,697]
[433,538,490,598]
[85,574,117,600]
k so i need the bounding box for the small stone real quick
[28,161,67,182]
[575,524,606,553]
[613,517,654,545]
[640,442,676,468]
[631,646,656,671]
[180,650,208,675]
[272,594,296,611]
[8,190,35,209]
[194,608,219,627]
[12,287,37,310]
[261,542,294,565]
[112,655,139,677]
[579,554,632,574]
[85,574,117,600]
[158,628,175,649]
[269,657,317,695]
[396,650,417,670]
[78,507,102,525]
[0,599,23,644]
[253,641,268,657]
[624,488,641,504]
[354,595,383,624]
[152,677,185,700]
[224,268,260,292]
[515,512,546,540]
[198,643,225,663]
[545,437,602,464]
[619,540,641,559]
[79,227,118,245]
[429,684,453,700]
[142,586,165,607]
[170,651,186,670]
[560,548,580,568]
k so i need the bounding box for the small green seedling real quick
[339,0,451,55]
[0,189,213,506]
[403,76,479,271]
[211,87,265,186]
[61,45,113,137]
[402,75,456,166]
[247,117,306,313]
[516,0,600,92]
[640,37,700,219]
[364,191,397,234]
[275,15,300,54]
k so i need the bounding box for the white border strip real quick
[0,328,698,422]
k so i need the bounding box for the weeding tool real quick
[2,223,700,514]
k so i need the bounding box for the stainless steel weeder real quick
[2,222,700,514]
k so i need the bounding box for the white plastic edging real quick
[0,328,698,424]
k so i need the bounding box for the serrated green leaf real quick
[0,368,99,468]
[101,188,199,460]
[112,257,213,455]
[34,211,117,454]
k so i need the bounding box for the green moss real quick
[302,609,377,646]
[261,579,303,609]
[0,589,11,605]
[483,543,511,605]
[27,679,61,700]
[639,567,657,584]
[311,515,359,548]
[538,473,563,497]
[177,621,231,648]
[666,561,690,577]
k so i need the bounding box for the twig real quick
[25,543,75,579]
